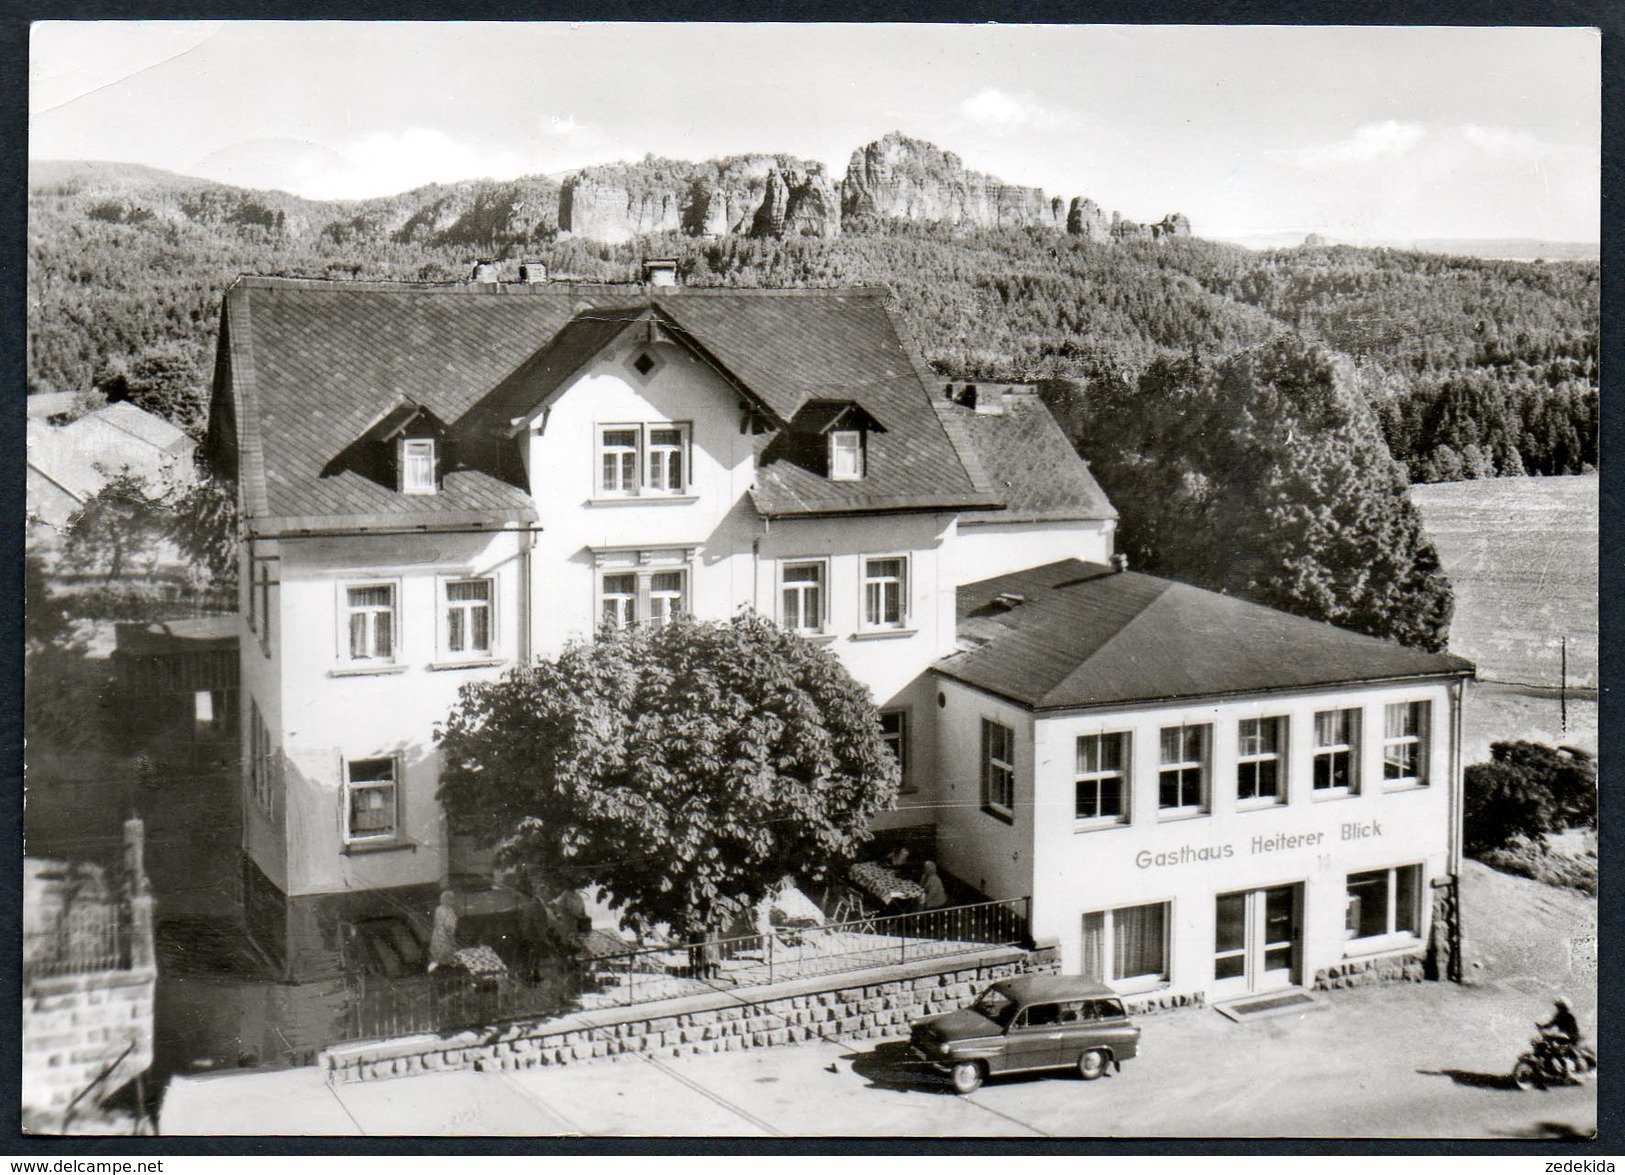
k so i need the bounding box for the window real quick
[599,428,641,495]
[880,710,910,793]
[648,571,686,627]
[1081,902,1169,986]
[780,561,826,634]
[597,423,691,497]
[1314,708,1362,794]
[863,556,908,629]
[601,573,638,630]
[345,584,396,663]
[598,566,688,631]
[1346,865,1422,942]
[1075,732,1130,823]
[981,718,1015,817]
[1383,701,1431,787]
[400,438,436,495]
[444,579,493,657]
[344,758,398,844]
[1237,716,1288,805]
[1158,724,1209,813]
[830,430,864,480]
[248,698,274,815]
[646,427,686,494]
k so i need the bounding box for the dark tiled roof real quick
[940,560,1474,711]
[213,278,1001,528]
[945,395,1116,524]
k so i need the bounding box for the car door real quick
[1000,1002,1065,1072]
[1083,998,1139,1062]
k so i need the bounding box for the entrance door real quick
[1213,884,1301,998]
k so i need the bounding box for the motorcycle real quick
[1512,1032,1597,1090]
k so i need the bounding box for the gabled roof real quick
[208,277,1003,531]
[939,560,1474,712]
[943,393,1116,525]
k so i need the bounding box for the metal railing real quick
[342,896,1030,1044]
[25,902,129,979]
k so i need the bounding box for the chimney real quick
[471,259,500,285]
[518,260,548,284]
[1111,553,1129,574]
[951,383,978,411]
[642,258,679,288]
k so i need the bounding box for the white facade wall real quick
[523,339,761,656]
[937,676,1462,1001]
[253,529,524,897]
[953,518,1115,582]
[930,678,1037,900]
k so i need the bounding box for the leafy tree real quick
[436,613,901,939]
[1048,337,1455,651]
[162,470,239,588]
[96,341,211,434]
[60,473,174,582]
[1485,741,1596,830]
[1463,761,1557,855]
[1462,740,1597,854]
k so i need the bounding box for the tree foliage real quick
[436,613,901,938]
[1463,740,1597,856]
[1045,337,1454,651]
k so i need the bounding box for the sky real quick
[29,22,1601,245]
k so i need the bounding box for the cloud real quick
[957,88,1073,132]
[1462,124,1568,161]
[545,113,588,138]
[1270,121,1427,169]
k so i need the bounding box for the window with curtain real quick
[781,561,825,633]
[1382,701,1430,786]
[444,579,492,656]
[1237,716,1287,804]
[1075,732,1130,823]
[1314,707,1361,793]
[863,557,908,628]
[1081,902,1169,985]
[346,585,395,662]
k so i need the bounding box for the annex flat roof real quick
[938,559,1475,712]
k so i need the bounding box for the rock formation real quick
[841,132,1058,230]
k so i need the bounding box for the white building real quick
[206,270,1470,998]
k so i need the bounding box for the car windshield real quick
[972,988,1018,1027]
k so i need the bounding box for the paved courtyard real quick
[158,861,1599,1139]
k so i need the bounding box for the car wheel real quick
[1511,1059,1540,1091]
[1077,1049,1108,1081]
[950,1060,984,1094]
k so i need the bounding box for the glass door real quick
[1214,885,1301,996]
[1213,891,1250,999]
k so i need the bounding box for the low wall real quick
[323,944,1057,1084]
[23,967,157,1115]
[1312,947,1427,990]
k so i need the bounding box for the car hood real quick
[921,1007,1002,1042]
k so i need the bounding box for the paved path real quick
[158,862,1598,1138]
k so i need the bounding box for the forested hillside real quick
[27,161,1597,482]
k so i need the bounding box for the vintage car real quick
[909,975,1141,1093]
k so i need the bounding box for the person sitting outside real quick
[920,861,949,911]
[885,845,912,873]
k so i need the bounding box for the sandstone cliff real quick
[842,132,1061,230]
[560,154,838,243]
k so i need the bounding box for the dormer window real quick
[830,430,864,480]
[399,438,437,495]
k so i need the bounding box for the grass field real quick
[1411,474,1598,760]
